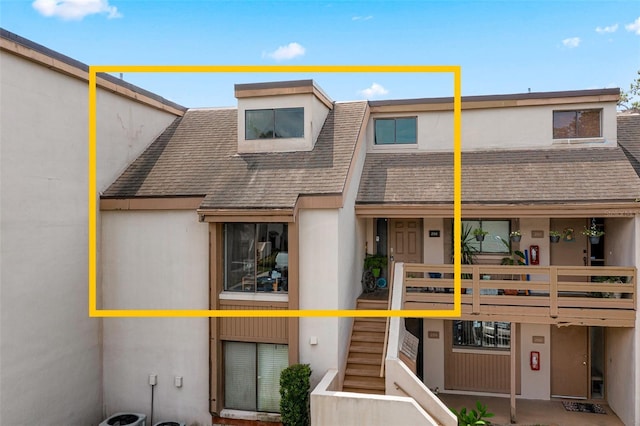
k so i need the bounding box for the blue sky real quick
[1,0,639,108]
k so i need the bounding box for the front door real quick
[389,219,423,264]
[551,326,589,399]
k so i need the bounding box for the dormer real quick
[235,80,333,153]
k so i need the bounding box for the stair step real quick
[347,352,382,365]
[352,331,385,343]
[349,342,384,354]
[356,301,389,310]
[346,364,382,377]
[353,322,387,332]
[343,377,386,391]
[355,317,387,323]
[342,387,386,395]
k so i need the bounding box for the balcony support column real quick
[510,322,517,424]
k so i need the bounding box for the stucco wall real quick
[299,209,341,387]
[368,102,617,152]
[519,323,550,400]
[423,319,445,391]
[604,217,635,267]
[606,327,635,426]
[0,50,177,425]
[101,210,210,424]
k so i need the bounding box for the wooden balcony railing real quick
[401,264,637,326]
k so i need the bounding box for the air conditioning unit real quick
[99,413,147,426]
[153,422,186,426]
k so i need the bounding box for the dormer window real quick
[553,109,601,139]
[245,107,304,139]
[374,117,417,145]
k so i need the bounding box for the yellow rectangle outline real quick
[89,65,462,318]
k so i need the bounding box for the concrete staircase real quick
[342,298,388,394]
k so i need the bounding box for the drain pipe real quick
[149,374,157,425]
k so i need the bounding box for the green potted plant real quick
[472,228,489,242]
[563,227,575,242]
[509,230,521,242]
[582,224,604,244]
[549,230,561,243]
[364,253,387,278]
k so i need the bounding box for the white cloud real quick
[264,42,305,61]
[352,15,373,21]
[32,0,121,20]
[562,37,581,48]
[625,17,640,35]
[359,83,388,99]
[595,23,618,34]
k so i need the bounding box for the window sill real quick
[552,137,606,145]
[219,292,288,302]
[220,409,281,423]
[452,347,510,356]
[372,143,418,151]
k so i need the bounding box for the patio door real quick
[551,326,588,399]
[389,219,423,264]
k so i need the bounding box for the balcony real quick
[401,264,637,326]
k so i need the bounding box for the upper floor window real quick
[245,108,304,139]
[553,109,601,139]
[374,117,417,145]
[224,223,288,293]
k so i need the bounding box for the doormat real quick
[562,401,607,414]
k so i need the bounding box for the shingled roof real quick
[357,146,640,205]
[103,101,368,209]
[618,113,640,178]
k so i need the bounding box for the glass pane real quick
[395,118,417,144]
[257,344,289,412]
[375,119,395,144]
[454,321,510,349]
[225,342,257,411]
[224,224,256,292]
[255,224,288,293]
[481,220,510,253]
[462,220,481,253]
[577,110,601,137]
[274,108,304,138]
[246,109,274,139]
[553,111,576,138]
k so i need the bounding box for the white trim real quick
[452,348,510,356]
[219,291,288,302]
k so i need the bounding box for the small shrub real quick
[280,363,311,426]
[451,401,494,426]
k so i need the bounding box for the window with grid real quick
[224,223,288,293]
[553,109,601,139]
[245,108,304,139]
[453,320,511,350]
[374,117,417,144]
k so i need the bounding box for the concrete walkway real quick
[439,393,624,426]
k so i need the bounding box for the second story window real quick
[374,117,417,145]
[245,108,304,139]
[224,223,288,294]
[553,109,601,139]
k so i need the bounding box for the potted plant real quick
[563,227,575,242]
[472,228,489,242]
[549,230,561,243]
[582,224,604,244]
[364,253,387,278]
[509,230,522,242]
